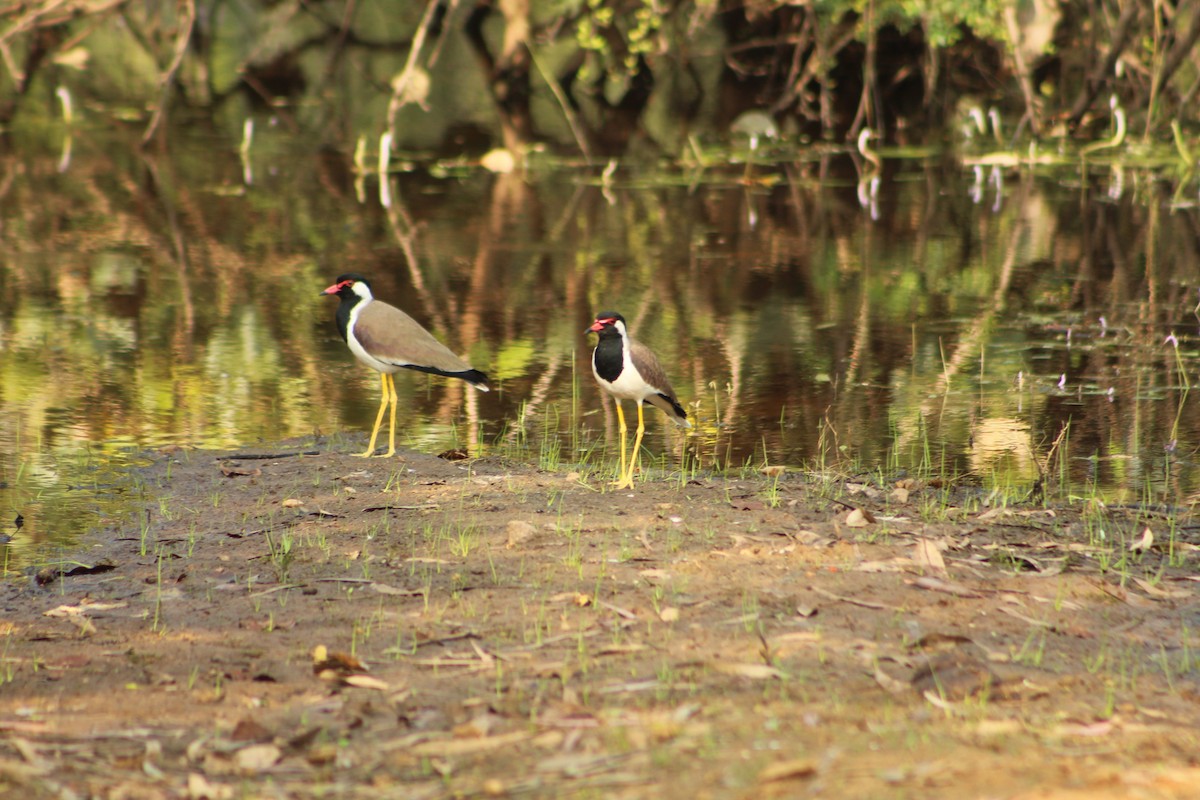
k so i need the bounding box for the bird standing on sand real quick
[587,312,690,488]
[322,273,490,457]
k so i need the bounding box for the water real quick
[3,124,1200,570]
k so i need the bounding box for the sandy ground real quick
[2,440,1200,799]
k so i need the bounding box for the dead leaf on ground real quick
[761,465,787,478]
[913,538,948,577]
[708,661,784,680]
[595,643,648,656]
[1130,577,1191,600]
[1051,719,1115,738]
[810,585,893,610]
[1090,580,1157,608]
[281,498,304,508]
[342,674,390,691]
[188,772,233,800]
[854,558,912,573]
[1007,554,1067,576]
[230,719,272,743]
[845,507,875,527]
[370,582,424,597]
[1130,527,1154,553]
[758,758,817,783]
[453,711,504,739]
[233,743,281,774]
[908,576,981,598]
[505,520,537,548]
[44,601,127,617]
[659,607,680,622]
[911,652,1002,701]
[408,730,530,757]
[872,662,911,696]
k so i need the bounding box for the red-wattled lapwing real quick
[322,274,490,457]
[588,312,690,488]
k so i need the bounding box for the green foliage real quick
[575,0,666,75]
[846,0,1009,47]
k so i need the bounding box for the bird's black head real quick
[587,312,626,339]
[321,273,372,299]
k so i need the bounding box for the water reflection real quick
[3,125,1200,570]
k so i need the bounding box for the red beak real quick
[587,318,613,333]
[321,280,347,296]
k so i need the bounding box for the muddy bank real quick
[2,443,1199,799]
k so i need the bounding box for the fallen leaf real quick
[453,712,502,738]
[708,661,783,680]
[230,719,272,743]
[370,582,423,597]
[909,576,980,598]
[1052,720,1114,737]
[233,743,280,774]
[913,538,947,577]
[845,507,875,527]
[872,662,910,696]
[505,520,537,549]
[409,730,530,757]
[1091,580,1156,608]
[853,558,912,573]
[911,652,1001,701]
[761,465,786,478]
[44,601,127,617]
[596,643,648,656]
[1130,527,1153,553]
[1130,577,1191,600]
[342,674,390,691]
[758,758,817,783]
[659,607,680,622]
[281,498,304,508]
[188,772,233,800]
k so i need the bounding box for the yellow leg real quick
[359,372,390,457]
[384,373,398,457]
[613,401,631,488]
[624,401,647,487]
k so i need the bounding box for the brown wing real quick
[630,339,690,427]
[356,301,477,374]
[629,339,675,396]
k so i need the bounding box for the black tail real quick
[654,393,690,427]
[403,364,491,392]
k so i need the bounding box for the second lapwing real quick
[322,273,489,457]
[587,312,690,488]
